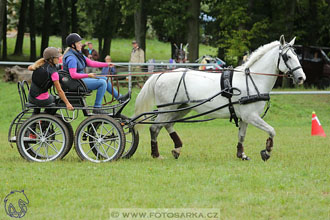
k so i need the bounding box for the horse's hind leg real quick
[150,123,164,158]
[237,120,251,160]
[165,109,191,159]
[164,123,182,159]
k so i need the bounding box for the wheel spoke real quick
[46,131,62,139]
[26,141,41,151]
[101,126,114,139]
[102,141,118,151]
[43,122,52,138]
[51,139,63,143]
[34,144,43,159]
[27,127,41,138]
[100,144,110,158]
[100,121,104,136]
[38,121,43,136]
[46,142,59,153]
[86,144,97,155]
[91,123,100,138]
[82,131,98,141]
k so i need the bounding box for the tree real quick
[13,0,28,56]
[71,0,78,33]
[40,0,51,56]
[1,0,6,60]
[134,0,147,55]
[0,0,6,59]
[28,0,36,61]
[57,0,69,49]
[187,0,201,62]
[151,0,189,58]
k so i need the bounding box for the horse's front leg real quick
[245,114,276,161]
[237,120,251,160]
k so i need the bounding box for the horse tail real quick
[134,74,159,130]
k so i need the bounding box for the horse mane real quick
[243,41,280,69]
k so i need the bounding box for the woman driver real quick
[62,33,129,114]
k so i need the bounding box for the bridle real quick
[277,44,302,77]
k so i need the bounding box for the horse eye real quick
[287,55,291,59]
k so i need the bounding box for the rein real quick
[98,68,291,78]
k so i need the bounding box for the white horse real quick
[134,36,306,161]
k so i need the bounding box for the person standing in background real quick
[82,42,99,73]
[129,40,145,72]
[129,40,145,87]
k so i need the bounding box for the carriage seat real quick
[25,102,56,108]
[58,70,92,97]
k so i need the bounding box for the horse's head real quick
[277,35,306,85]
[174,43,188,63]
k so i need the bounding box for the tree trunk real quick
[0,0,5,57]
[71,0,78,33]
[101,37,111,61]
[57,0,68,50]
[14,0,28,56]
[98,37,102,58]
[134,0,147,59]
[1,0,7,60]
[40,0,51,56]
[187,0,200,62]
[29,0,36,61]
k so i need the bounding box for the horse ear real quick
[288,37,296,46]
[280,35,285,46]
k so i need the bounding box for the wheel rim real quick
[77,119,122,162]
[20,119,66,162]
[122,126,136,157]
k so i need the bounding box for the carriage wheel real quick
[54,114,74,159]
[61,122,74,158]
[116,115,139,159]
[74,115,125,162]
[17,114,70,162]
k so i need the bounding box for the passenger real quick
[28,47,74,116]
[101,55,116,75]
[62,33,129,114]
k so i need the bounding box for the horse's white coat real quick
[134,36,306,159]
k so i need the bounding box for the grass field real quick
[3,36,217,62]
[0,75,329,219]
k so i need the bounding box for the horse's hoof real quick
[237,153,250,161]
[260,150,270,161]
[171,149,180,159]
[242,155,251,161]
[152,155,165,160]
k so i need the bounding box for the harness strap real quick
[173,69,189,103]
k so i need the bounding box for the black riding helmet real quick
[66,33,83,48]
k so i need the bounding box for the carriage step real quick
[9,136,38,143]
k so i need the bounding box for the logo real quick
[4,190,29,218]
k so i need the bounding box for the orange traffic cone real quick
[311,112,326,137]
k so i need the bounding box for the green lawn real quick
[3,36,217,62]
[0,76,329,219]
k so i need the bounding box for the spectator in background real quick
[58,48,63,70]
[82,42,99,73]
[129,40,144,72]
[101,55,116,75]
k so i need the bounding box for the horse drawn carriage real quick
[8,36,306,163]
